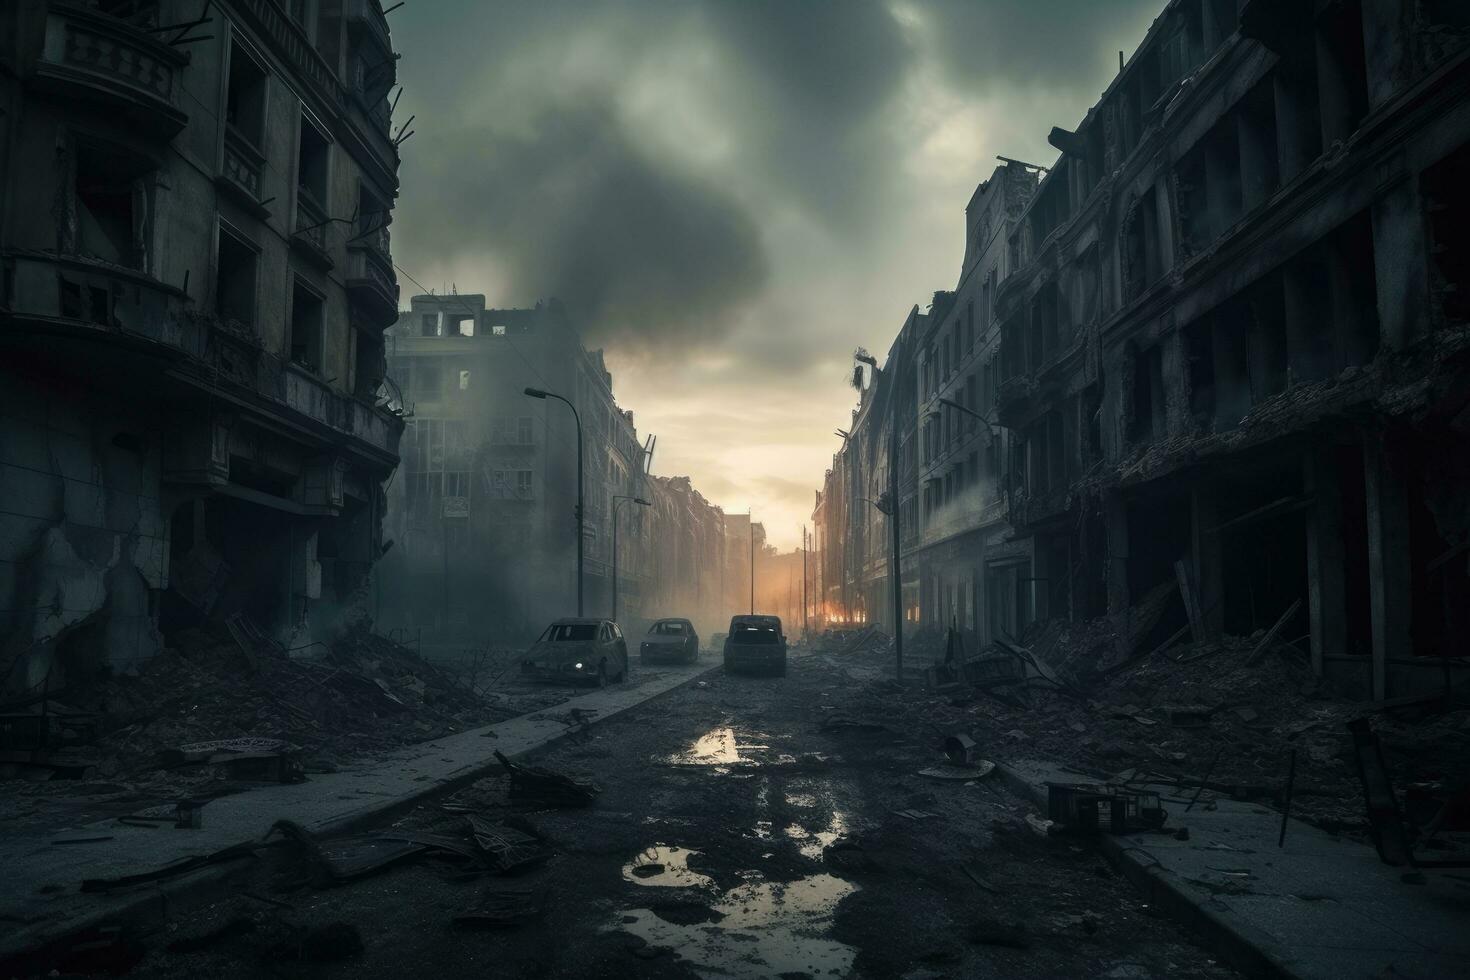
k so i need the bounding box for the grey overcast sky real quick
[388,0,1162,549]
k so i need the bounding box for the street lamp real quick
[611,494,651,623]
[932,396,1008,506]
[524,386,584,616]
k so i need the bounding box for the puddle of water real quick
[615,871,858,979]
[666,726,776,768]
[668,727,740,765]
[784,810,850,861]
[622,845,715,889]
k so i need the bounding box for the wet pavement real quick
[127,649,1245,979]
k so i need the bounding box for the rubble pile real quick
[63,624,520,779]
[833,621,1470,841]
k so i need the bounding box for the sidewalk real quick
[0,658,716,962]
[997,758,1470,980]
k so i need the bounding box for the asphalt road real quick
[129,649,1243,980]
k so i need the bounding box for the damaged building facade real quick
[0,0,404,695]
[817,162,1038,644]
[816,0,1470,697]
[382,294,730,640]
[993,0,1470,699]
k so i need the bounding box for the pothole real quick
[613,870,858,979]
[622,845,715,889]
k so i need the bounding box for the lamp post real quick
[524,386,584,616]
[935,396,1006,505]
[611,494,651,623]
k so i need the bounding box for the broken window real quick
[1237,78,1280,212]
[226,41,267,150]
[1185,317,1216,430]
[297,112,329,211]
[1316,0,1369,146]
[354,327,383,398]
[1425,142,1470,325]
[1246,274,1287,401]
[215,225,258,327]
[417,361,443,398]
[453,315,474,337]
[289,279,324,372]
[421,312,442,337]
[1130,344,1164,444]
[73,142,151,270]
[492,324,506,336]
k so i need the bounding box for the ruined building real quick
[993,0,1470,699]
[645,475,728,636]
[818,163,1038,643]
[816,0,1470,698]
[381,294,730,640]
[0,0,403,694]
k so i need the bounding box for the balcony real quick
[216,128,270,218]
[346,241,398,328]
[347,0,393,59]
[32,4,189,138]
[1,249,192,352]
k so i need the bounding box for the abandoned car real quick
[722,615,787,676]
[521,618,629,686]
[640,618,700,664]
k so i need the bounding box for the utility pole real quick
[801,525,808,637]
[890,417,903,684]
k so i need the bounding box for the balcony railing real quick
[33,4,189,138]
[1,250,402,462]
[346,241,399,327]
[218,127,269,216]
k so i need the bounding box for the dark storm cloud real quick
[915,0,1165,96]
[397,99,767,349]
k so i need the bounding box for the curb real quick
[0,660,720,971]
[993,762,1295,980]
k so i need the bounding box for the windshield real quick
[651,621,687,635]
[730,624,780,645]
[540,623,596,642]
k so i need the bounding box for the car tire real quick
[597,663,608,688]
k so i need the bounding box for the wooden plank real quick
[1175,559,1204,642]
[1245,598,1303,666]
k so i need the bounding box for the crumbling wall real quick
[1,369,166,697]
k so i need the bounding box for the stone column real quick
[1360,0,1411,110]
[1371,179,1431,352]
[1190,481,1225,637]
[1304,445,1346,678]
[1363,436,1411,700]
[1105,490,1130,616]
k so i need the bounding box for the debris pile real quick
[832,616,1470,843]
[3,624,525,790]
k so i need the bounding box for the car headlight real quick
[574,662,584,670]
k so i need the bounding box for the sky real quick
[387,0,1162,550]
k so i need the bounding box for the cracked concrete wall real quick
[1,369,167,697]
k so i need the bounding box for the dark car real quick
[521,618,628,686]
[640,618,700,664]
[722,614,787,676]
